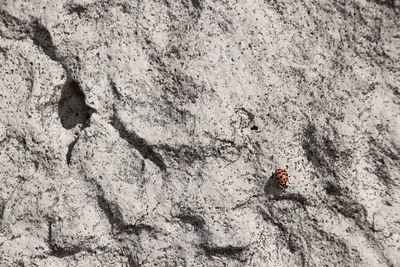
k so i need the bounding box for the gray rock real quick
[0,0,399,266]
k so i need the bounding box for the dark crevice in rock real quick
[50,245,87,258]
[47,220,88,258]
[117,223,156,236]
[66,137,79,165]
[109,78,122,100]
[31,19,57,61]
[232,194,260,210]
[96,184,155,235]
[0,202,5,221]
[175,211,211,245]
[176,214,206,229]
[58,79,94,130]
[29,19,71,78]
[47,221,53,249]
[110,110,167,171]
[29,18,76,82]
[201,244,247,258]
[96,191,123,230]
[65,3,88,18]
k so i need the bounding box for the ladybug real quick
[274,168,289,189]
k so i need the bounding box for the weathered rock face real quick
[0,0,399,266]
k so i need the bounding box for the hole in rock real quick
[58,79,93,130]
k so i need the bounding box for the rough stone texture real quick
[0,0,399,266]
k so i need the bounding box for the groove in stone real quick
[66,137,79,165]
[96,183,154,235]
[31,19,57,61]
[201,244,247,257]
[110,111,167,171]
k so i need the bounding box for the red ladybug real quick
[274,168,289,189]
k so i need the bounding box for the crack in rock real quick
[31,19,57,62]
[47,220,90,258]
[66,137,79,165]
[200,244,247,258]
[175,213,206,230]
[96,183,155,235]
[110,110,167,171]
[175,212,247,259]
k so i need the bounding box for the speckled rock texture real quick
[0,0,399,266]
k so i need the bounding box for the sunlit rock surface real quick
[0,0,399,266]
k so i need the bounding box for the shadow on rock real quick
[264,173,284,196]
[58,79,93,130]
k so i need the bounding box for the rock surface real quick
[0,0,399,266]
